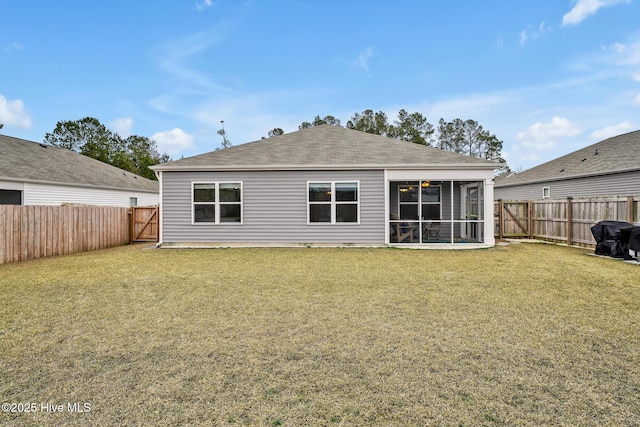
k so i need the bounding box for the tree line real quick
[43,117,169,180]
[267,109,505,163]
[37,109,505,181]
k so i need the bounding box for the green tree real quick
[437,118,504,161]
[44,117,169,180]
[299,115,342,129]
[124,135,170,180]
[388,109,434,146]
[45,117,117,164]
[345,110,389,135]
[436,118,464,152]
[268,128,284,137]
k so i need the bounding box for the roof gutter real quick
[0,176,159,194]
[494,167,640,188]
[151,163,499,172]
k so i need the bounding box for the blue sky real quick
[2,0,639,170]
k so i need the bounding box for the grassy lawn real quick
[1,243,639,426]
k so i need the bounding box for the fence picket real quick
[0,205,132,265]
[496,196,640,247]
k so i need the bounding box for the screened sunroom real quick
[388,178,490,245]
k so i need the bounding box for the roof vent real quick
[39,144,47,148]
[560,168,565,172]
[581,158,587,162]
[595,149,598,155]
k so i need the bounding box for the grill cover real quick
[590,221,634,259]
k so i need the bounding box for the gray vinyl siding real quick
[495,170,640,200]
[161,170,385,244]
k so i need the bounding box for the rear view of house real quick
[152,125,499,248]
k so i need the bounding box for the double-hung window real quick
[193,182,242,224]
[308,181,359,223]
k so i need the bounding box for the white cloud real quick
[196,0,213,11]
[516,117,582,149]
[562,0,631,27]
[154,28,225,91]
[590,121,634,140]
[109,117,134,138]
[519,21,550,46]
[0,95,32,129]
[600,40,640,66]
[352,47,373,71]
[519,30,528,47]
[151,128,195,156]
[426,93,510,123]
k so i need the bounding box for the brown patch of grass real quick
[1,243,639,425]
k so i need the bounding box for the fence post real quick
[566,196,573,246]
[628,196,635,224]
[128,207,134,245]
[528,200,534,239]
[497,199,504,239]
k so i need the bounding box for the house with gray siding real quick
[152,125,498,248]
[495,130,640,200]
[0,134,158,206]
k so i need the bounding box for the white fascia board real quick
[0,175,158,194]
[385,168,496,180]
[152,163,499,172]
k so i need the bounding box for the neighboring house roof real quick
[496,130,640,188]
[152,124,499,171]
[0,134,159,193]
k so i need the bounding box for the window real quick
[399,184,419,220]
[308,181,359,223]
[0,189,22,205]
[420,184,441,220]
[398,182,441,221]
[130,197,138,207]
[542,187,550,199]
[193,182,242,224]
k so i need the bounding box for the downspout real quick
[155,170,163,247]
[384,170,389,245]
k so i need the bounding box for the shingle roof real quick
[496,130,640,188]
[0,134,159,193]
[152,124,499,171]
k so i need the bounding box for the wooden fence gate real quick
[495,196,639,247]
[130,206,159,243]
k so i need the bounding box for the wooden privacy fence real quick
[495,196,639,247]
[0,205,131,264]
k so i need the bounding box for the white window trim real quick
[307,181,360,225]
[542,186,550,199]
[192,181,243,225]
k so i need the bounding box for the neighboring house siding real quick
[495,170,640,200]
[161,170,385,244]
[22,183,158,207]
